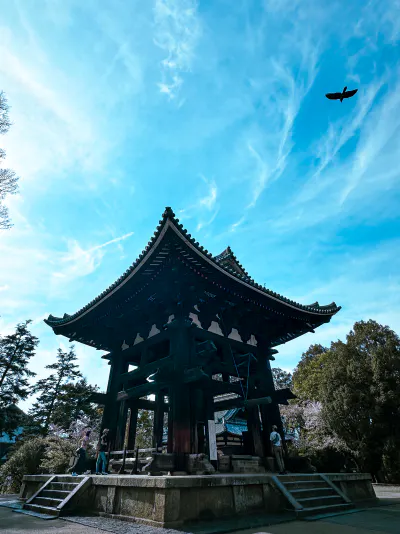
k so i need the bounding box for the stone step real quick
[42,489,70,499]
[49,482,79,491]
[296,495,343,508]
[55,476,85,483]
[33,497,63,508]
[277,473,322,484]
[291,487,337,499]
[305,507,362,522]
[283,480,330,489]
[24,503,60,517]
[233,468,266,474]
[297,502,354,518]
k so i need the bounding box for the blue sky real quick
[1,0,400,410]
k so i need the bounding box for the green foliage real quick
[290,320,400,481]
[272,367,293,390]
[320,320,400,478]
[292,344,330,401]
[51,378,99,431]
[0,437,46,493]
[0,417,101,494]
[39,436,77,475]
[135,409,154,449]
[29,346,82,433]
[0,321,38,436]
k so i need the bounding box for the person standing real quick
[270,425,286,474]
[96,428,109,475]
[71,429,91,476]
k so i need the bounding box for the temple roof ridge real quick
[45,206,341,327]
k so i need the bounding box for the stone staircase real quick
[23,475,91,518]
[272,474,354,519]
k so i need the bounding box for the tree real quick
[135,409,154,449]
[292,344,331,401]
[0,436,46,493]
[272,367,293,390]
[51,378,99,432]
[0,321,38,436]
[29,346,81,434]
[320,320,400,481]
[0,91,19,230]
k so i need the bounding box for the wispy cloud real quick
[247,144,270,208]
[1,0,400,410]
[53,232,134,281]
[198,174,217,211]
[153,0,201,100]
[240,20,320,211]
[296,80,384,205]
[340,74,400,203]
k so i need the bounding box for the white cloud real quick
[340,75,400,203]
[198,175,217,211]
[297,80,384,205]
[247,144,270,208]
[52,232,134,284]
[153,0,201,99]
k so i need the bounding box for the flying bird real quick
[325,86,358,102]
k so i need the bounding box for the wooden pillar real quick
[167,317,196,459]
[153,392,165,451]
[115,400,129,450]
[197,422,205,453]
[204,387,216,467]
[171,384,192,454]
[256,339,287,457]
[246,404,264,457]
[167,393,173,453]
[127,401,138,451]
[192,388,204,454]
[101,352,128,450]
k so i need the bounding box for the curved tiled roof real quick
[45,207,340,327]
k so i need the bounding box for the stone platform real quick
[20,473,376,528]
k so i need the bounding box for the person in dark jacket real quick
[70,429,91,476]
[96,428,109,475]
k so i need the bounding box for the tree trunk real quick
[0,340,21,389]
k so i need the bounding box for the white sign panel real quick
[207,419,218,461]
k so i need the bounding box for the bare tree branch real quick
[0,91,19,229]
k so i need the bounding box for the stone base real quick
[186,454,216,475]
[20,472,376,528]
[231,455,266,474]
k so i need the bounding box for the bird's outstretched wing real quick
[343,88,358,99]
[325,92,341,100]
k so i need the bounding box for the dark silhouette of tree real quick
[29,347,81,434]
[0,321,38,436]
[51,378,99,431]
[0,91,19,229]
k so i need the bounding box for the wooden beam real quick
[209,380,244,396]
[117,381,166,401]
[115,330,170,362]
[120,357,171,384]
[213,395,272,412]
[194,328,259,354]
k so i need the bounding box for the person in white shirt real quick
[270,425,285,474]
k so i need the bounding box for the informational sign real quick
[207,419,218,461]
